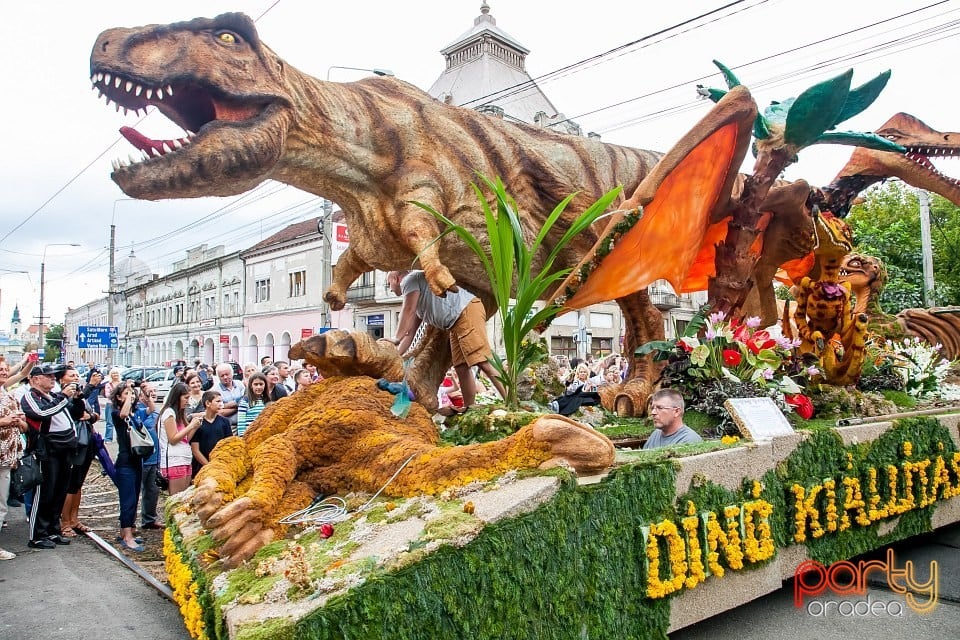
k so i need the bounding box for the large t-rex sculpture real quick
[89,12,755,415]
[90,14,955,415]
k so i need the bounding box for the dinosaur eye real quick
[217,31,238,44]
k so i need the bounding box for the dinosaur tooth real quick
[156,87,164,100]
[166,85,174,96]
[114,76,121,89]
[123,107,128,116]
[172,139,183,150]
[103,72,112,85]
[135,85,142,97]
[125,81,133,92]
[111,158,120,171]
[162,142,172,154]
[128,153,138,165]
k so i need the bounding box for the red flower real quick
[722,349,742,366]
[746,330,776,354]
[785,394,814,419]
[320,523,335,538]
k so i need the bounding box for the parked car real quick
[120,366,165,386]
[145,368,178,403]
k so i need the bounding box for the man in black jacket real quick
[20,364,84,549]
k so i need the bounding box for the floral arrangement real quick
[878,337,953,397]
[640,309,817,423]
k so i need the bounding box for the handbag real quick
[155,442,170,491]
[10,452,43,499]
[126,416,155,458]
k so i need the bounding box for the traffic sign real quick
[77,325,118,349]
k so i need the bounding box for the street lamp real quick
[326,66,394,81]
[39,243,80,361]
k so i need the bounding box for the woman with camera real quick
[111,381,146,552]
[158,383,203,495]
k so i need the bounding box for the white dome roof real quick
[115,249,152,287]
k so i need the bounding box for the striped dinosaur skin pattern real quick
[793,214,869,385]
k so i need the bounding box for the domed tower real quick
[10,303,21,338]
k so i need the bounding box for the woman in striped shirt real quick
[236,373,270,437]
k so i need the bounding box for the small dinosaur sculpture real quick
[791,213,869,385]
[189,330,615,567]
[742,113,960,327]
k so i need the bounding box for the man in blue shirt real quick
[134,381,163,529]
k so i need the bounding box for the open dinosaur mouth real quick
[903,147,960,186]
[91,69,270,170]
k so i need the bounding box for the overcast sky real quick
[0,0,957,332]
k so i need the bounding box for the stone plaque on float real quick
[724,397,795,440]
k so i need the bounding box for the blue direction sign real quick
[77,325,118,349]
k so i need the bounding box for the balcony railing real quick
[346,283,377,302]
[649,288,680,310]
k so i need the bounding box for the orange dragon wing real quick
[550,86,757,310]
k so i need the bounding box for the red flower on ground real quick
[722,349,742,366]
[785,394,814,419]
[320,523,335,538]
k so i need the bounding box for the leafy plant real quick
[414,174,621,410]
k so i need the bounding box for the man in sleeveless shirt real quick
[387,270,506,413]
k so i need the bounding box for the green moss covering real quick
[293,466,677,640]
[234,616,296,640]
[172,412,960,640]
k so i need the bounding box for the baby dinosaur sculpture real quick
[190,330,615,566]
[791,214,869,385]
[840,253,960,359]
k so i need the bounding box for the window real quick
[589,312,614,329]
[255,278,271,303]
[289,270,307,298]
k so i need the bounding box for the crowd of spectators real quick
[0,353,324,558]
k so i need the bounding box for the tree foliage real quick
[44,323,64,363]
[846,181,960,313]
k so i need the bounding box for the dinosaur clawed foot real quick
[530,414,615,475]
[423,264,458,297]
[203,496,275,567]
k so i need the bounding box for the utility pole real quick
[917,188,936,307]
[107,223,116,366]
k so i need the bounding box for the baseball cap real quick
[30,364,57,377]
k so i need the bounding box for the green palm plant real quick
[414,174,621,409]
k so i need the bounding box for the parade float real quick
[89,12,960,640]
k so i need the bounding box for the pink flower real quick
[745,316,762,329]
[722,349,742,367]
[320,523,335,538]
